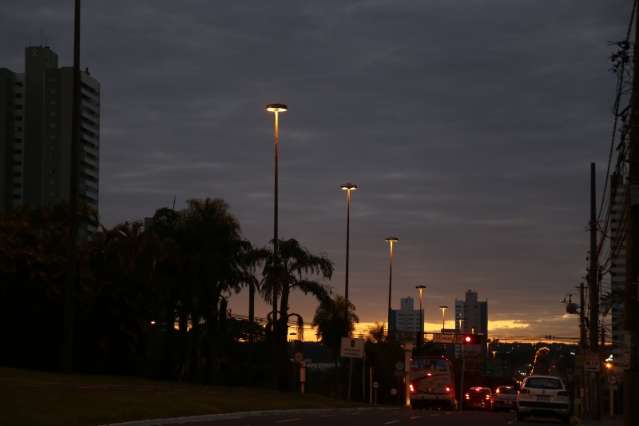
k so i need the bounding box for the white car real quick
[492,385,516,411]
[516,375,570,423]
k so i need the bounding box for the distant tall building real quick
[609,173,630,366]
[0,46,100,233]
[390,297,424,342]
[455,290,488,337]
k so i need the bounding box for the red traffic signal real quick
[462,334,477,344]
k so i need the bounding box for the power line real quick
[596,0,636,228]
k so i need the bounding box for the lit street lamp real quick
[341,183,358,336]
[439,305,449,332]
[341,183,357,401]
[416,285,426,347]
[385,236,398,339]
[265,103,287,332]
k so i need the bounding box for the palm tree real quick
[178,198,257,381]
[367,322,387,343]
[259,238,333,390]
[313,295,359,359]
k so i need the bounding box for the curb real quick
[99,406,396,426]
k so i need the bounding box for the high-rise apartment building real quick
[389,297,424,342]
[454,289,488,337]
[0,46,100,233]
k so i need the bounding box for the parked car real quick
[464,386,493,410]
[516,375,570,423]
[492,385,516,411]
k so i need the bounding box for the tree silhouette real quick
[313,295,359,360]
[259,238,333,390]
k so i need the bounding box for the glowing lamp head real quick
[409,384,415,393]
[605,362,613,370]
[341,182,358,191]
[445,386,451,393]
[265,103,288,113]
[465,336,472,343]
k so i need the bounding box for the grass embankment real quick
[0,368,355,426]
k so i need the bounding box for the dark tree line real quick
[0,198,335,388]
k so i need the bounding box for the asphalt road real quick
[179,409,565,426]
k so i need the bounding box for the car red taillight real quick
[445,386,451,393]
[409,384,415,393]
[465,393,470,400]
[485,394,491,400]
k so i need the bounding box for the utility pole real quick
[578,282,587,348]
[588,162,601,420]
[590,163,599,351]
[625,2,639,424]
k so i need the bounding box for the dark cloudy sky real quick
[2,0,631,337]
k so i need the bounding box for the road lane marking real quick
[409,415,422,420]
[384,420,400,425]
[275,418,301,423]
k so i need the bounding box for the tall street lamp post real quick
[341,183,357,402]
[416,285,426,347]
[439,305,448,332]
[385,236,398,339]
[341,183,358,335]
[265,103,287,334]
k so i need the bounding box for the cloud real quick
[0,0,629,338]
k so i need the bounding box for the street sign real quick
[340,337,365,359]
[584,351,600,372]
[432,333,455,344]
